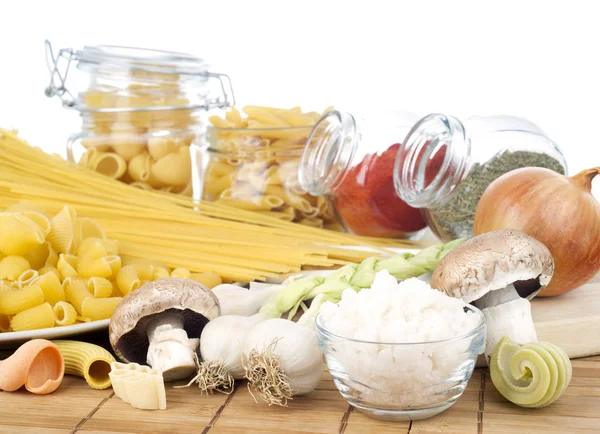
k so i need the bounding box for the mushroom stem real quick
[478,296,538,365]
[146,313,200,381]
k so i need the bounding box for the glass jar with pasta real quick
[44,41,234,196]
[201,106,342,230]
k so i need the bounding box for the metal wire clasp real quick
[44,40,76,108]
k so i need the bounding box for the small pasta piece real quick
[0,314,11,332]
[298,217,324,228]
[17,270,39,288]
[87,277,113,298]
[0,212,50,256]
[33,271,65,305]
[265,185,313,213]
[51,340,115,389]
[57,254,80,280]
[128,151,153,182]
[189,272,222,289]
[152,266,171,280]
[148,136,179,161]
[11,302,54,331]
[24,241,59,269]
[77,237,119,258]
[0,256,32,281]
[48,206,77,254]
[205,160,235,179]
[64,277,93,314]
[78,255,122,279]
[116,264,154,295]
[171,267,190,279]
[81,296,123,321]
[110,282,123,297]
[217,196,284,211]
[53,301,78,326]
[88,152,127,179]
[151,148,191,186]
[130,181,153,190]
[203,173,233,198]
[300,207,321,219]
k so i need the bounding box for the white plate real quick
[0,319,110,348]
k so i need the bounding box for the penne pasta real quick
[265,185,313,213]
[203,173,233,199]
[87,277,113,298]
[81,296,123,321]
[53,301,78,326]
[10,302,54,331]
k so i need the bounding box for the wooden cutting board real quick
[532,282,599,358]
[475,282,599,367]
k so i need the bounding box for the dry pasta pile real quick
[0,204,220,333]
[204,106,340,229]
[0,128,424,283]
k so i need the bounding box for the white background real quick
[1,0,599,192]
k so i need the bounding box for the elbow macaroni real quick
[0,205,226,333]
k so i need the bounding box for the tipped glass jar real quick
[394,114,567,241]
[299,110,429,238]
[45,41,234,197]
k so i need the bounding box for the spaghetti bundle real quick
[0,129,424,282]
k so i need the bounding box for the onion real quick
[473,167,600,297]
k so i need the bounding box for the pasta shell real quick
[73,218,106,250]
[150,148,191,186]
[48,206,77,254]
[23,242,58,270]
[77,238,119,258]
[128,152,153,182]
[0,213,49,256]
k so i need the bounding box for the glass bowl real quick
[315,305,486,421]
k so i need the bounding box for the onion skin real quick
[473,167,600,297]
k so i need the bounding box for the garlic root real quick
[244,339,293,407]
[176,354,234,395]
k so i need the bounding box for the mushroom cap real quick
[109,278,220,364]
[430,230,554,303]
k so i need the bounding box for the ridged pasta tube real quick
[51,340,115,389]
[87,277,113,298]
[53,301,78,326]
[116,264,154,295]
[33,272,65,305]
[0,285,44,315]
[109,362,166,410]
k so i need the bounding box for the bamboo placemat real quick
[1,355,598,434]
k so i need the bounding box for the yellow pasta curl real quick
[0,284,44,315]
[11,302,54,331]
[51,340,115,389]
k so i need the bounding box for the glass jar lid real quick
[44,40,234,113]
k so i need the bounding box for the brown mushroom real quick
[109,278,220,381]
[430,230,554,363]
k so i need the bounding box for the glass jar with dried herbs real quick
[394,114,567,241]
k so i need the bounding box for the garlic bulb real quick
[242,318,323,406]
